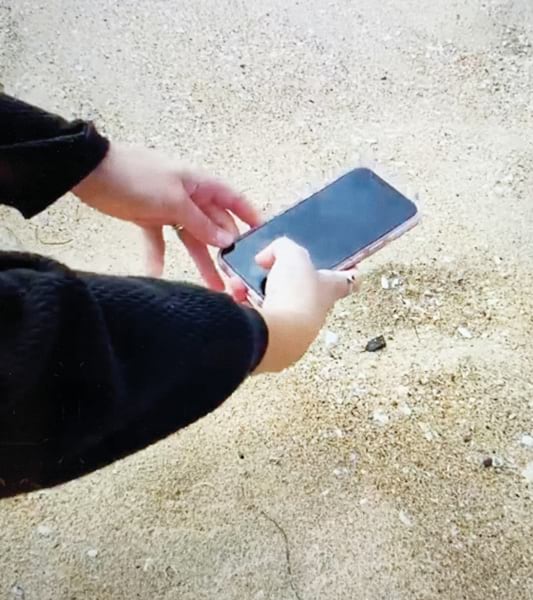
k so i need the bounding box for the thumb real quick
[255,237,307,270]
[142,225,166,277]
[255,244,276,270]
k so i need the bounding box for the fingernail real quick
[218,230,234,247]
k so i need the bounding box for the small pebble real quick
[365,335,387,352]
[11,585,25,599]
[87,549,99,558]
[482,455,504,469]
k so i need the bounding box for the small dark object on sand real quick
[482,457,494,468]
[365,335,387,352]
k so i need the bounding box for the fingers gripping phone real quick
[218,168,419,306]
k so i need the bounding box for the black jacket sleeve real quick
[0,252,268,498]
[0,92,109,218]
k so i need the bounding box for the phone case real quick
[217,200,420,309]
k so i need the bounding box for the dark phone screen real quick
[221,168,417,297]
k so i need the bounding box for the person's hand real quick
[252,238,359,373]
[73,143,261,288]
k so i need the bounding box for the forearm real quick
[254,308,323,374]
[0,251,267,498]
[0,92,109,217]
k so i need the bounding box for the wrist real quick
[72,142,116,204]
[254,307,324,374]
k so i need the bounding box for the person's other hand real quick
[253,238,359,373]
[73,143,261,288]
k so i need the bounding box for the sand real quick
[1,0,532,598]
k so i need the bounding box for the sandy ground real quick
[1,0,533,598]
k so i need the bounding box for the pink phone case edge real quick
[217,209,420,309]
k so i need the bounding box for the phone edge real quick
[333,210,420,271]
[217,210,420,307]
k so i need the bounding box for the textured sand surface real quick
[1,1,532,599]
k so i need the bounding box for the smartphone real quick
[219,168,419,306]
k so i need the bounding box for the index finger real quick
[178,197,234,248]
[178,229,226,291]
[215,190,262,228]
[183,175,263,228]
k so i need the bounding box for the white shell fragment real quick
[420,422,437,441]
[87,549,99,558]
[457,326,473,339]
[372,410,389,426]
[491,455,504,468]
[36,524,52,537]
[381,275,402,290]
[351,384,367,397]
[522,462,533,483]
[399,403,413,417]
[399,510,414,527]
[143,558,155,572]
[324,330,339,350]
[397,385,410,398]
[333,466,350,478]
[519,434,533,448]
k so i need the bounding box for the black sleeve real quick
[0,251,268,498]
[0,93,109,218]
